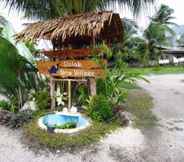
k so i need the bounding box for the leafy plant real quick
[85,95,113,122]
[74,84,89,106]
[33,90,50,110]
[53,122,77,129]
[0,100,11,111]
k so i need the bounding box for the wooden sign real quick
[52,69,105,78]
[37,60,106,78]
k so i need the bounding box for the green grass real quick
[128,65,184,75]
[125,89,157,128]
[23,119,120,151]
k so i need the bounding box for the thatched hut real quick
[16,11,123,110]
[16,11,123,49]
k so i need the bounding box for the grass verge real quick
[23,119,120,151]
[125,89,157,128]
[128,65,184,75]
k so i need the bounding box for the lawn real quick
[128,65,184,75]
[125,89,157,128]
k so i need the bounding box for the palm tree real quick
[1,0,155,19]
[143,4,176,62]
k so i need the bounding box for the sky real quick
[0,0,184,32]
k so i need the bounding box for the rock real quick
[0,110,13,126]
[63,108,68,113]
[20,101,37,112]
[71,106,78,113]
[117,111,133,126]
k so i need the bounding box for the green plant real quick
[74,84,89,106]
[85,95,113,122]
[33,90,50,110]
[54,122,77,129]
[0,100,11,110]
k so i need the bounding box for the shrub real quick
[23,119,120,150]
[0,98,19,113]
[74,84,89,106]
[33,90,50,110]
[0,100,11,111]
[85,95,113,122]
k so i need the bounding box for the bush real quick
[23,119,120,150]
[85,95,113,122]
[0,100,11,111]
[33,90,50,110]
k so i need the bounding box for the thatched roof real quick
[16,11,123,49]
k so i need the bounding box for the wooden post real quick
[68,80,72,111]
[89,78,96,96]
[50,77,56,110]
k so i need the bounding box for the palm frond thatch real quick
[16,11,123,48]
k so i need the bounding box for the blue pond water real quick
[43,114,89,128]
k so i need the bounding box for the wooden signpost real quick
[37,59,106,110]
[37,60,106,78]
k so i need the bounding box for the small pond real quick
[38,112,90,134]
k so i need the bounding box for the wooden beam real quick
[50,78,56,110]
[41,48,100,59]
[89,78,96,96]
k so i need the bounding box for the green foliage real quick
[151,4,175,25]
[33,90,50,110]
[73,84,89,106]
[0,98,18,113]
[0,100,11,111]
[1,0,155,19]
[85,95,113,122]
[128,65,184,75]
[97,57,147,106]
[119,4,176,65]
[0,36,44,109]
[23,119,120,150]
[53,122,77,129]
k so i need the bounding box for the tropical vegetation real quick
[0,0,181,151]
[120,4,176,65]
[1,0,155,19]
